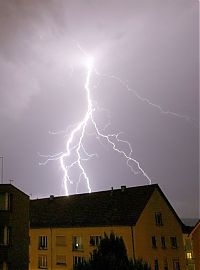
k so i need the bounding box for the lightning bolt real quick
[40,45,193,196]
[40,48,153,195]
[94,72,192,123]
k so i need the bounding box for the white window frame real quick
[73,256,84,267]
[38,255,47,269]
[90,235,101,246]
[38,236,48,250]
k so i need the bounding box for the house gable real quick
[134,187,186,269]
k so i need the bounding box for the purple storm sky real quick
[0,0,199,218]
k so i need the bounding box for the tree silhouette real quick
[74,232,151,270]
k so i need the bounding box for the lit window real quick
[161,236,166,248]
[170,237,178,249]
[38,255,47,269]
[154,259,159,270]
[56,236,66,246]
[0,262,8,270]
[173,259,180,270]
[56,255,67,266]
[90,235,101,246]
[187,252,192,259]
[0,226,10,246]
[72,236,83,251]
[152,236,157,248]
[38,236,48,250]
[0,193,12,211]
[73,256,84,267]
[155,212,163,226]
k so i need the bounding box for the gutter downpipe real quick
[50,227,53,270]
[130,225,136,261]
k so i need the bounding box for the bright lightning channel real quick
[40,52,152,196]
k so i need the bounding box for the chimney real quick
[121,185,126,192]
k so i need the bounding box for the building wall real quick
[29,188,188,270]
[0,184,29,270]
[183,233,195,270]
[191,223,200,270]
[134,189,186,270]
[29,226,133,270]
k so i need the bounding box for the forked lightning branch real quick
[40,52,152,195]
[40,48,191,196]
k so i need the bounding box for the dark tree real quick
[74,232,151,270]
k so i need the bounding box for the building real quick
[29,184,186,270]
[183,221,200,270]
[182,225,195,270]
[0,184,29,270]
[190,221,200,270]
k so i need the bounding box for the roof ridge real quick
[31,184,158,201]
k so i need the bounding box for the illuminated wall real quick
[29,188,186,270]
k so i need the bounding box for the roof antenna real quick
[9,179,14,185]
[0,156,4,184]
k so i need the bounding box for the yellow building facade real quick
[29,185,186,270]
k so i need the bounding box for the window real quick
[161,236,166,248]
[155,212,163,226]
[185,239,192,251]
[72,236,83,251]
[187,252,192,259]
[170,237,178,249]
[154,259,159,270]
[56,255,67,266]
[38,236,48,250]
[0,262,8,270]
[0,193,12,211]
[90,235,101,246]
[73,256,84,267]
[173,259,180,270]
[38,255,47,269]
[163,258,168,270]
[152,236,157,248]
[56,236,66,246]
[0,226,10,246]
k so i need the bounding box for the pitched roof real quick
[0,184,29,198]
[190,220,200,235]
[182,224,194,234]
[30,184,159,228]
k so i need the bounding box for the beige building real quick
[29,184,186,270]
